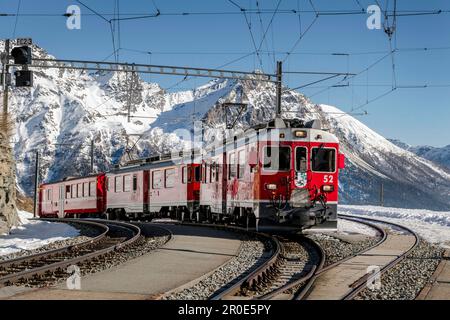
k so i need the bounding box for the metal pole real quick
[380,182,384,207]
[33,150,40,218]
[276,61,282,117]
[2,40,10,116]
[90,139,94,173]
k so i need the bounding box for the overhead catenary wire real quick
[12,0,22,38]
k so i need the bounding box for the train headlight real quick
[322,185,334,192]
[266,184,277,190]
[294,130,307,138]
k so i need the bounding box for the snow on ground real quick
[339,205,450,249]
[337,219,379,237]
[0,211,80,256]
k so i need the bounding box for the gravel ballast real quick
[355,239,444,300]
[164,235,267,300]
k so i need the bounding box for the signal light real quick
[11,46,32,65]
[266,184,277,190]
[14,70,33,87]
[294,130,307,138]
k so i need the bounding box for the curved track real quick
[0,219,142,287]
[298,214,419,300]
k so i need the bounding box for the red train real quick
[39,118,345,230]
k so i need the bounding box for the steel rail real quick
[259,235,325,300]
[295,215,388,300]
[0,220,142,287]
[339,214,420,300]
[0,219,108,269]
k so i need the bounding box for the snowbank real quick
[0,211,80,256]
[339,205,450,248]
[337,219,379,237]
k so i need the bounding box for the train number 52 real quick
[323,175,333,183]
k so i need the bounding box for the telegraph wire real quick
[12,0,22,38]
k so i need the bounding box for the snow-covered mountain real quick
[5,43,450,210]
[389,139,450,170]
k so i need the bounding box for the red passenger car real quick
[104,155,201,220]
[39,174,106,218]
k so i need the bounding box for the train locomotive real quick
[39,117,345,230]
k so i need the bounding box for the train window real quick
[229,153,236,179]
[209,162,217,182]
[194,166,201,182]
[311,148,336,172]
[78,184,83,198]
[124,175,132,192]
[133,175,137,191]
[153,170,163,189]
[47,189,52,201]
[115,176,122,193]
[90,181,96,197]
[216,163,220,182]
[71,185,76,198]
[83,182,89,197]
[108,177,113,192]
[238,151,245,179]
[165,169,175,188]
[203,164,208,183]
[182,166,187,184]
[263,146,291,171]
[295,147,308,172]
[66,185,71,199]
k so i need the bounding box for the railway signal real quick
[11,46,32,65]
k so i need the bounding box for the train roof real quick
[40,172,104,187]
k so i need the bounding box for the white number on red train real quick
[323,175,333,183]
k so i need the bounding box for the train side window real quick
[165,169,175,188]
[47,189,52,201]
[115,176,122,193]
[89,181,96,197]
[295,147,308,172]
[203,164,208,183]
[71,185,76,198]
[124,175,131,192]
[133,175,137,191]
[194,166,201,182]
[210,162,215,183]
[238,150,245,179]
[152,170,163,189]
[83,182,89,197]
[263,146,291,171]
[311,148,336,172]
[66,185,71,199]
[216,163,220,182]
[108,177,113,192]
[78,183,83,198]
[182,166,187,184]
[229,153,236,179]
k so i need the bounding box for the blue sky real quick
[1,0,449,146]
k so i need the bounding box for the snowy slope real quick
[0,211,79,255]
[5,42,450,210]
[389,139,450,170]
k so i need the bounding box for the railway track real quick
[298,215,419,300]
[209,216,387,300]
[0,219,142,287]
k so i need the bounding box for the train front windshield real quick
[311,148,336,172]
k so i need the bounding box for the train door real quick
[59,185,65,218]
[221,152,227,216]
